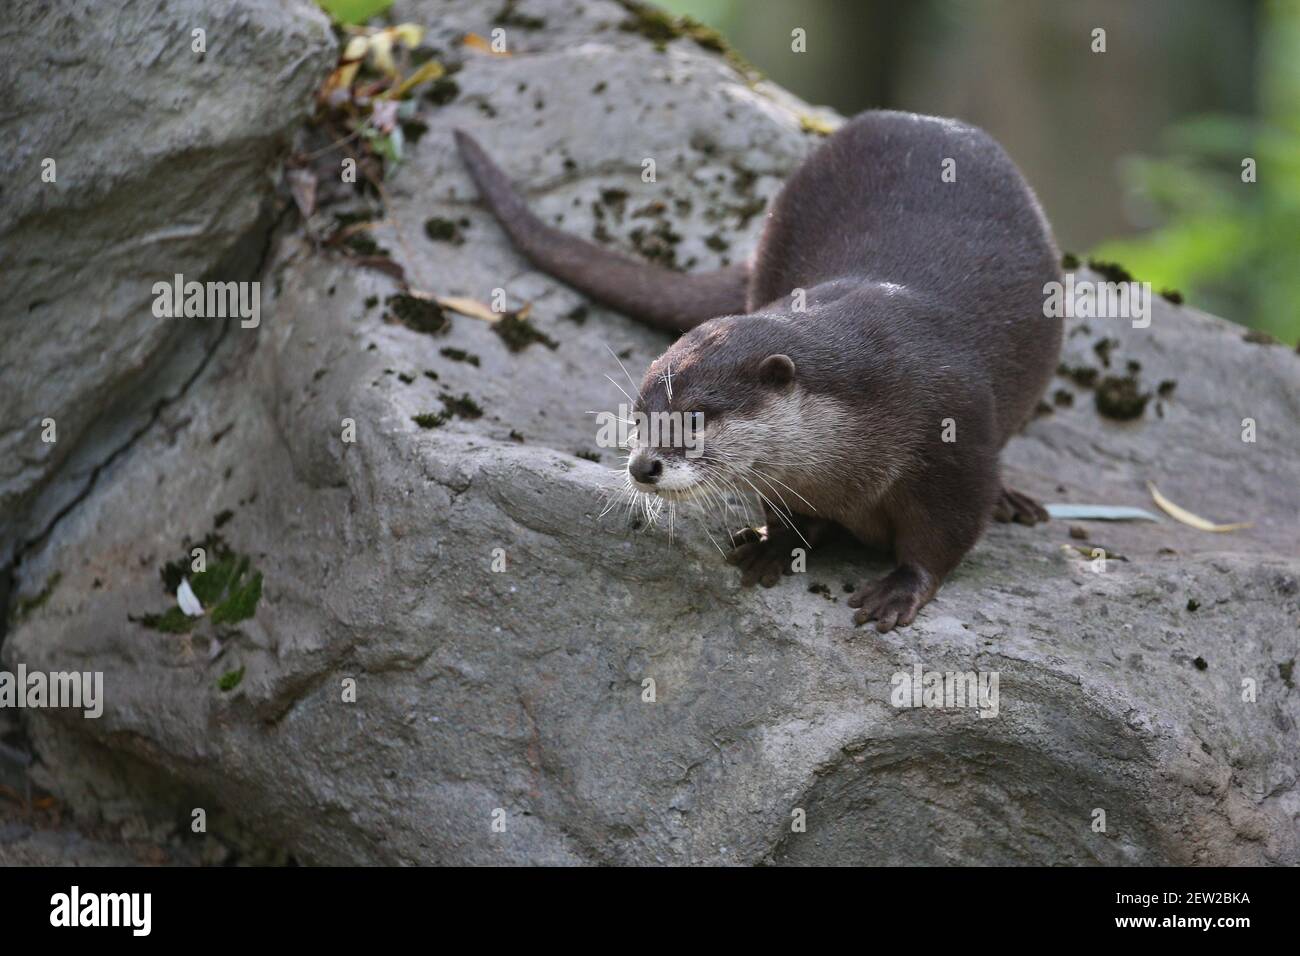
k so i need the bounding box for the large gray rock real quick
[0,0,335,565]
[3,0,1298,865]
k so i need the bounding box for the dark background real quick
[663,0,1298,343]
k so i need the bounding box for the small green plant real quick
[136,535,264,633]
[316,0,393,26]
[1090,2,1300,344]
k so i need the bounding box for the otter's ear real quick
[758,353,796,387]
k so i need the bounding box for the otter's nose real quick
[629,455,663,485]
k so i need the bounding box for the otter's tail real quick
[454,130,749,333]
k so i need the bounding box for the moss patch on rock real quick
[493,312,558,352]
[387,294,449,334]
[136,533,264,634]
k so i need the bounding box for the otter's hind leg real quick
[455,130,750,332]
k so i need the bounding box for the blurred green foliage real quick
[1092,0,1300,343]
[317,0,393,25]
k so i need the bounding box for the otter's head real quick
[625,314,817,501]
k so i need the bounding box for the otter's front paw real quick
[847,566,935,632]
[726,528,795,588]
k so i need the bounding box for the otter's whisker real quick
[605,344,643,405]
[734,461,817,514]
[603,373,636,408]
[727,471,812,551]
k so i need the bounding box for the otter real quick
[454,110,1062,631]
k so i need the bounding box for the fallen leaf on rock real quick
[435,296,530,323]
[1147,482,1252,532]
[287,167,318,219]
[463,32,511,55]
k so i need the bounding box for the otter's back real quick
[750,110,1063,442]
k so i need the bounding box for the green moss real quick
[345,232,390,257]
[387,294,449,334]
[618,1,728,55]
[599,187,629,208]
[1087,258,1134,284]
[10,571,62,624]
[731,197,767,229]
[563,305,589,325]
[135,606,199,634]
[1243,329,1280,345]
[401,119,429,144]
[414,391,484,429]
[493,312,558,352]
[629,220,683,268]
[137,533,263,633]
[440,392,483,419]
[1061,252,1080,270]
[425,76,461,107]
[423,217,468,245]
[493,0,546,30]
[440,347,481,366]
[209,563,262,627]
[1092,337,1119,368]
[412,411,449,429]
[1057,363,1099,389]
[217,667,245,693]
[1094,375,1151,421]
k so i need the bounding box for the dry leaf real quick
[1147,482,1252,532]
[463,32,511,56]
[382,59,446,100]
[435,297,531,322]
[287,167,318,219]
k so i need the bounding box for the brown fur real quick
[456,111,1063,631]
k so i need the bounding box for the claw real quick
[993,487,1049,526]
[848,566,933,632]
